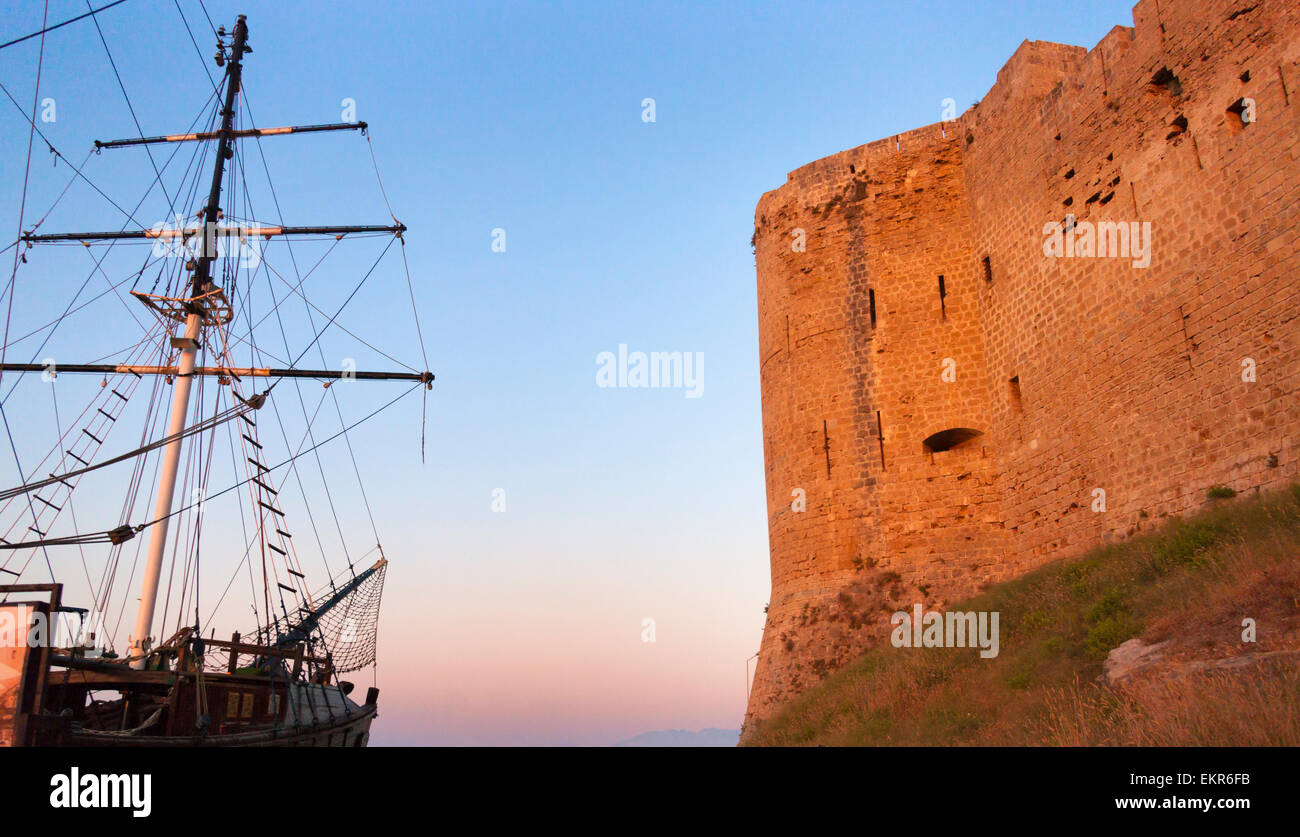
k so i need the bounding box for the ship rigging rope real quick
[224,272,338,591]
[0,340,165,596]
[252,251,417,372]
[273,236,399,389]
[0,116,215,333]
[86,0,183,221]
[0,77,219,234]
[3,0,50,395]
[213,137,316,624]
[0,79,214,590]
[366,131,432,461]
[0,391,266,503]
[0,80,223,396]
[0,324,156,508]
[237,101,400,558]
[203,370,333,621]
[172,0,219,94]
[222,100,342,595]
[200,384,418,627]
[0,323,163,583]
[48,383,95,595]
[0,0,129,51]
[0,381,422,557]
[103,358,169,641]
[0,0,55,581]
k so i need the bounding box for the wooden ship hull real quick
[5,584,380,748]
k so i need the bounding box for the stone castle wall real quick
[745,0,1300,734]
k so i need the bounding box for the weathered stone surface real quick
[1103,638,1170,685]
[744,0,1300,738]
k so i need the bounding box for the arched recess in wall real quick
[922,427,984,454]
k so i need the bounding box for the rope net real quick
[202,560,387,677]
[312,560,386,674]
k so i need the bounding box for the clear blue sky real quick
[0,0,1137,744]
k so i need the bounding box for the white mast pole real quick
[128,15,249,665]
[128,312,201,662]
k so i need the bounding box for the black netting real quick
[312,560,386,673]
[200,560,387,677]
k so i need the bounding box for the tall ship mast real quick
[0,12,432,746]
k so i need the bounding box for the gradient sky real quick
[0,0,1138,745]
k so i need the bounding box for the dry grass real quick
[743,483,1300,746]
[1039,663,1300,746]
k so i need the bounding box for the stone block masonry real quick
[743,0,1300,737]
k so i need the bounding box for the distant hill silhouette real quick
[615,728,739,747]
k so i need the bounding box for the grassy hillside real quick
[743,484,1300,746]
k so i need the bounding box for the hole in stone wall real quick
[1226,98,1251,134]
[938,275,946,320]
[1099,191,1115,205]
[1009,376,1023,413]
[982,256,993,284]
[1150,67,1184,97]
[1063,196,1073,206]
[1166,114,1188,140]
[868,288,877,328]
[849,164,856,173]
[923,427,984,454]
[1240,70,1251,82]
[1109,175,1121,187]
[1064,168,1076,179]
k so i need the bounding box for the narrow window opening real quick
[981,256,993,284]
[868,288,877,328]
[875,410,886,470]
[1166,114,1188,141]
[1009,375,1023,413]
[823,420,831,478]
[937,275,947,320]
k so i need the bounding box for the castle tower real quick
[747,121,1010,726]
